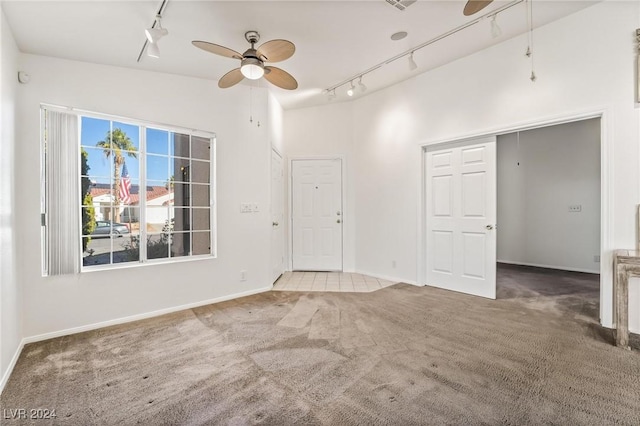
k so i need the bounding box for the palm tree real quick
[96,128,137,221]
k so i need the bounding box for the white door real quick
[425,137,497,299]
[292,159,342,271]
[271,149,285,283]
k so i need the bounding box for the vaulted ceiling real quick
[2,1,598,109]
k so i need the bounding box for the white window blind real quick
[44,110,80,275]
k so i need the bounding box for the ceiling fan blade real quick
[463,0,493,16]
[192,41,243,59]
[263,66,298,90]
[218,68,244,89]
[257,39,295,63]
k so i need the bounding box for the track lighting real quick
[145,14,168,59]
[147,42,160,59]
[358,76,367,93]
[408,52,418,71]
[145,15,168,43]
[347,81,355,97]
[136,0,169,63]
[327,89,336,101]
[323,0,527,99]
[490,15,502,38]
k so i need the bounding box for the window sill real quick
[80,253,216,274]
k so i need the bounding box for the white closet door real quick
[425,137,497,299]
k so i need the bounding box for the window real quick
[43,107,215,273]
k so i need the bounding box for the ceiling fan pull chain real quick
[249,85,253,124]
[526,0,536,82]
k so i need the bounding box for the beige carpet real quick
[1,266,639,425]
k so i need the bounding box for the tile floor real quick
[273,271,397,293]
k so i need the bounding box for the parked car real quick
[91,221,130,238]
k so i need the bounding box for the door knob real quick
[337,219,341,224]
[485,224,494,230]
[272,221,279,226]
[337,211,341,216]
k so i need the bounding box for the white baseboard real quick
[0,338,26,396]
[353,270,418,286]
[22,286,273,345]
[497,260,599,275]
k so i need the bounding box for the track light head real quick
[358,76,367,93]
[145,15,168,43]
[490,15,502,38]
[408,52,418,71]
[147,42,160,58]
[347,81,355,97]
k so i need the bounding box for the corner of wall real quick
[0,7,23,394]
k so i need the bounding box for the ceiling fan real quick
[463,0,494,16]
[192,31,298,90]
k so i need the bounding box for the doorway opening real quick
[422,112,610,325]
[496,118,601,320]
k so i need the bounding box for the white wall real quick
[284,1,640,331]
[268,91,284,154]
[497,119,601,274]
[0,9,21,390]
[15,54,278,338]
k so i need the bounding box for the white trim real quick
[0,340,25,395]
[270,146,285,284]
[288,155,346,272]
[497,260,600,275]
[355,270,419,286]
[40,103,216,139]
[79,252,215,274]
[22,286,272,345]
[418,107,612,328]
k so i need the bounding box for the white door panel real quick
[292,159,342,271]
[426,138,496,299]
[270,150,285,283]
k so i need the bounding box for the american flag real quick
[120,162,132,205]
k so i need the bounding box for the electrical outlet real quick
[568,205,582,213]
[594,255,600,263]
[241,203,251,213]
[240,270,247,281]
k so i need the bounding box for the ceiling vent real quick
[385,0,417,11]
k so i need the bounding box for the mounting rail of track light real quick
[324,0,525,98]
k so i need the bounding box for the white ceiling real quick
[2,1,598,110]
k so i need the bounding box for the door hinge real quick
[41,213,47,226]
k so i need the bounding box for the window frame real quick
[41,105,217,274]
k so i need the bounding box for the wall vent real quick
[385,0,417,11]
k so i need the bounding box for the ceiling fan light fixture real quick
[241,57,265,80]
[147,42,160,59]
[408,52,418,71]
